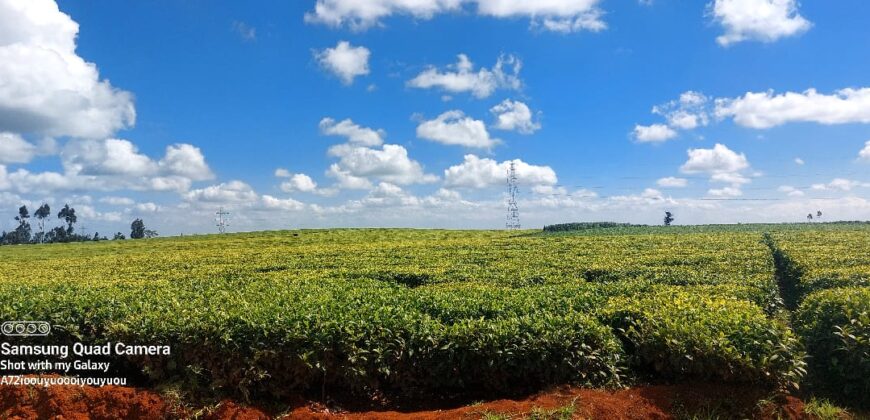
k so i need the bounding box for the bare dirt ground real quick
[0,380,821,419]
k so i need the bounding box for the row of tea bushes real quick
[795,287,870,405]
[774,229,870,406]
[0,278,803,400]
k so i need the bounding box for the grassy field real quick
[0,224,868,407]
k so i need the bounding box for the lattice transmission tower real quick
[216,207,230,234]
[506,161,521,230]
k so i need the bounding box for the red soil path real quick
[0,381,813,419]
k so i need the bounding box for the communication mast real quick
[216,207,230,234]
[506,161,521,230]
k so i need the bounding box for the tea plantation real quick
[0,225,867,405]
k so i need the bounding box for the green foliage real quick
[803,398,849,420]
[131,218,146,239]
[774,230,870,296]
[541,222,642,232]
[795,287,870,406]
[57,203,77,234]
[3,227,869,401]
[478,411,513,420]
[773,229,870,406]
[0,276,624,400]
[601,288,805,388]
[528,401,576,420]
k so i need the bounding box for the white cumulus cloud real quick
[633,124,677,143]
[319,117,385,146]
[304,0,463,31]
[277,172,318,193]
[0,0,135,138]
[416,110,499,149]
[407,54,522,99]
[444,154,557,189]
[490,100,540,134]
[715,88,870,129]
[652,91,710,130]
[709,0,811,46]
[681,143,750,174]
[639,87,870,134]
[304,0,606,33]
[475,0,606,33]
[0,139,214,195]
[62,139,213,181]
[184,180,259,204]
[275,168,335,196]
[62,139,157,177]
[261,195,306,211]
[0,132,38,164]
[632,91,711,142]
[327,164,374,190]
[327,143,438,186]
[681,143,752,196]
[314,41,370,85]
[158,144,214,181]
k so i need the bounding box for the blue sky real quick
[1,0,869,235]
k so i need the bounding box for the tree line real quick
[0,204,157,246]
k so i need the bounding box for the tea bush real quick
[600,287,805,388]
[795,287,870,406]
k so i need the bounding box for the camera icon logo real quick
[1,321,51,337]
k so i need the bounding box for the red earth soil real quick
[0,381,815,419]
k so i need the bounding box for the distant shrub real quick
[542,222,642,232]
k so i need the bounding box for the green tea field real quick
[1,224,868,418]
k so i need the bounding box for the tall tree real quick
[664,211,674,227]
[130,219,145,239]
[58,204,77,235]
[34,204,50,243]
[13,205,31,244]
[15,205,29,226]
